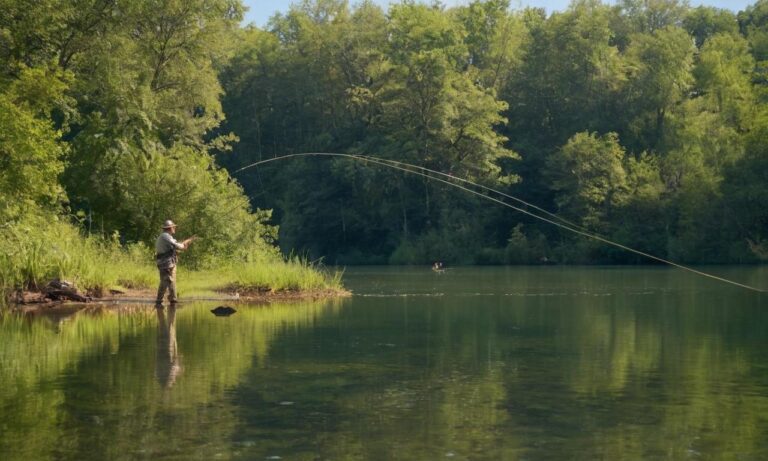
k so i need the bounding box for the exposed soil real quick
[7,285,351,310]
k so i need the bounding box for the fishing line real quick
[364,155,593,233]
[234,153,765,293]
[236,153,587,232]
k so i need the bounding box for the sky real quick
[242,0,755,27]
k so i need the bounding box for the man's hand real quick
[182,235,198,249]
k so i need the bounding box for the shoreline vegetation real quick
[6,0,768,305]
[1,215,348,307]
[5,261,349,307]
[7,266,350,308]
[1,1,351,307]
[220,0,768,266]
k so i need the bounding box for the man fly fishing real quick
[155,220,196,307]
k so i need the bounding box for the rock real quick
[211,305,237,316]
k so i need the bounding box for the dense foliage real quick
[4,0,768,271]
[0,0,282,293]
[219,0,768,264]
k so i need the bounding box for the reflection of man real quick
[156,305,181,388]
[154,219,195,307]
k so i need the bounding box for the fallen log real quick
[43,279,91,303]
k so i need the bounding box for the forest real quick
[0,0,334,296]
[221,0,768,265]
[3,0,768,272]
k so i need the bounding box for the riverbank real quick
[10,283,350,306]
[1,211,349,308]
[2,240,348,307]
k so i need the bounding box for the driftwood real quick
[13,291,50,305]
[42,279,91,303]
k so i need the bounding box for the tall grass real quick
[0,214,155,299]
[1,214,346,303]
[176,256,345,298]
[224,256,345,293]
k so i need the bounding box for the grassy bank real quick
[1,216,345,304]
[0,215,154,297]
[178,258,345,298]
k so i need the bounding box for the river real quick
[1,266,767,460]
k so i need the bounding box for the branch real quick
[747,238,768,261]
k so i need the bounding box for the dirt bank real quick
[7,286,351,310]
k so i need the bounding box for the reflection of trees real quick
[155,306,181,388]
[0,307,156,460]
[227,288,768,460]
[496,289,768,460]
[0,300,341,460]
[2,279,768,460]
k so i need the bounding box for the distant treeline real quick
[3,0,768,268]
[218,0,768,265]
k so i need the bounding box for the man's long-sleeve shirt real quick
[155,232,184,269]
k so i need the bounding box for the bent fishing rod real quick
[235,153,588,233]
[233,152,766,293]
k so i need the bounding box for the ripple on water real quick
[358,293,445,297]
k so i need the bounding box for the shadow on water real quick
[0,266,767,460]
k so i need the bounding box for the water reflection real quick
[155,306,181,388]
[0,268,767,460]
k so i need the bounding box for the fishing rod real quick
[234,152,766,293]
[236,153,590,233]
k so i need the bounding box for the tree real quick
[453,0,528,91]
[219,1,395,260]
[694,33,755,133]
[206,0,768,264]
[506,0,625,147]
[609,153,667,262]
[60,0,247,245]
[683,6,738,49]
[618,0,689,34]
[501,0,626,244]
[737,0,768,62]
[92,143,276,266]
[622,26,694,152]
[545,132,629,230]
[365,2,517,254]
[722,133,768,261]
[0,67,69,220]
[661,33,754,193]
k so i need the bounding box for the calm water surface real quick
[1,266,768,460]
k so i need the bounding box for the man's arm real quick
[159,233,185,252]
[180,235,198,250]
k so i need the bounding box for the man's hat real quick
[162,219,177,229]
